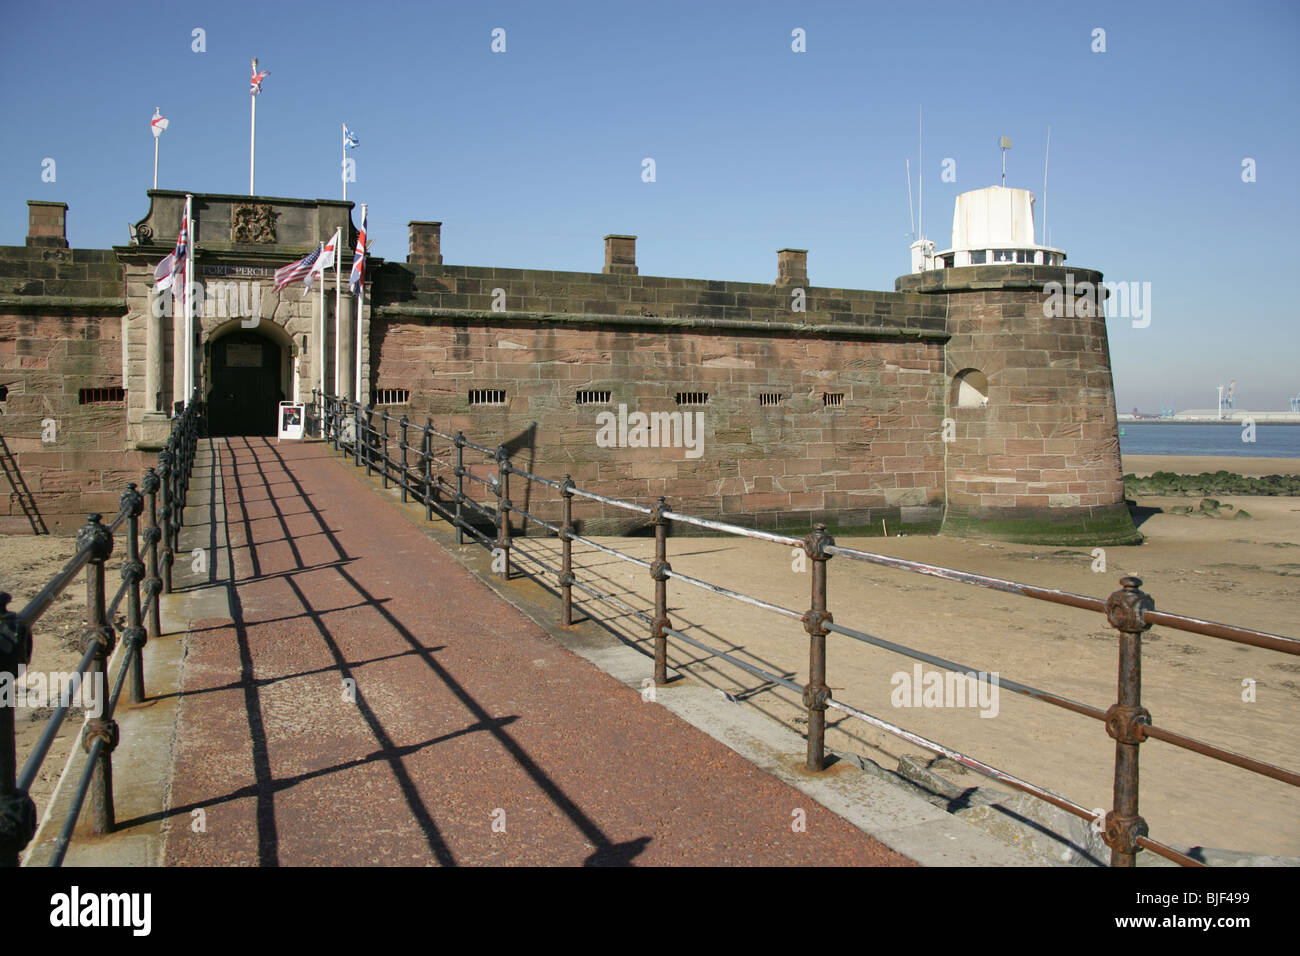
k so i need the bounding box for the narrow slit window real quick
[469,388,507,406]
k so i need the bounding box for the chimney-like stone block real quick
[27,200,69,248]
[603,234,638,275]
[776,248,807,286]
[409,221,443,266]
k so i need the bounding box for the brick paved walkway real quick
[163,437,913,866]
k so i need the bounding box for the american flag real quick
[273,245,322,293]
[153,218,187,293]
[250,61,269,95]
[349,208,367,295]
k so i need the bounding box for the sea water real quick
[1118,423,1300,459]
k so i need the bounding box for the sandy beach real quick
[508,463,1300,860]
[1123,454,1300,478]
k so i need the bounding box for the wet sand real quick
[1123,454,1300,478]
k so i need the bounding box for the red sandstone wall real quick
[942,287,1125,513]
[0,310,142,532]
[369,317,945,533]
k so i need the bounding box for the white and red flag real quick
[307,228,340,294]
[348,208,367,295]
[273,245,322,294]
[153,216,187,293]
[150,107,169,138]
[250,62,269,95]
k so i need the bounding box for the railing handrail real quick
[314,388,1299,867]
[1,390,202,867]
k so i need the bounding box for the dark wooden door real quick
[208,332,281,437]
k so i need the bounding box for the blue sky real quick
[2,0,1297,412]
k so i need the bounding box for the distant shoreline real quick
[1118,420,1300,426]
[1121,454,1300,477]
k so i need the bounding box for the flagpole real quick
[249,58,257,195]
[334,227,342,395]
[355,204,366,402]
[153,119,160,190]
[183,193,194,404]
[319,262,326,403]
[341,125,347,202]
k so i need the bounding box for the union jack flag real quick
[273,245,322,293]
[349,208,367,295]
[250,61,269,95]
[153,218,187,293]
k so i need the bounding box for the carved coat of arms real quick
[231,203,276,244]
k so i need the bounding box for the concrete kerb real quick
[323,440,1060,867]
[22,438,227,867]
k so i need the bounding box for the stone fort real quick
[0,188,1139,544]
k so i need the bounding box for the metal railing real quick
[315,390,1300,867]
[0,394,201,867]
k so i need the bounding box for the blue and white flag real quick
[343,124,359,149]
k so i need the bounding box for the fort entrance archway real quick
[206,321,292,437]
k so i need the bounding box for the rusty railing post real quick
[381,412,390,489]
[801,523,834,772]
[0,593,36,867]
[119,483,148,704]
[495,445,511,580]
[454,432,466,545]
[422,420,434,521]
[399,415,409,503]
[364,407,374,478]
[141,467,162,641]
[1104,575,1154,867]
[78,514,118,834]
[354,402,363,469]
[650,496,672,686]
[157,449,174,594]
[560,475,574,627]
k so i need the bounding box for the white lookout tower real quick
[911,185,1066,273]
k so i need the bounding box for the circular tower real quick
[897,185,1140,545]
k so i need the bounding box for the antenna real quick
[1000,136,1011,187]
[905,159,916,238]
[919,107,925,240]
[1042,126,1051,247]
